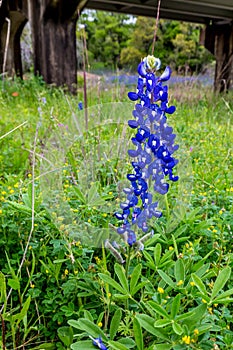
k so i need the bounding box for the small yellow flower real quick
[97,322,103,328]
[76,241,81,246]
[88,219,91,223]
[28,173,32,178]
[64,269,69,275]
[1,191,6,195]
[208,307,213,314]
[9,189,14,194]
[177,280,183,286]
[202,299,207,304]
[219,210,223,215]
[194,329,199,335]
[45,269,49,274]
[230,187,233,192]
[0,209,2,214]
[182,335,191,345]
[30,284,35,288]
[168,246,173,251]
[212,229,218,233]
[102,213,107,217]
[108,191,113,195]
[74,270,78,275]
[157,287,165,294]
[14,183,19,188]
[107,292,111,298]
[190,281,195,287]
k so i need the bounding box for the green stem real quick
[124,246,131,311]
[164,193,170,219]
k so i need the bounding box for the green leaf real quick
[212,298,233,304]
[143,251,156,270]
[131,281,148,295]
[136,314,168,340]
[153,344,172,350]
[87,182,99,205]
[30,343,56,349]
[182,304,207,326]
[191,273,207,295]
[114,263,129,293]
[68,319,108,341]
[213,288,233,302]
[98,273,126,295]
[57,326,73,347]
[171,294,181,319]
[174,260,185,283]
[157,270,175,288]
[84,310,94,322]
[130,264,142,295]
[71,340,95,350]
[110,308,122,340]
[154,243,162,266]
[0,272,6,304]
[154,319,171,328]
[73,186,86,204]
[117,337,135,348]
[133,317,144,350]
[147,301,170,319]
[172,321,183,335]
[6,201,32,214]
[211,266,231,300]
[12,296,31,325]
[108,340,128,350]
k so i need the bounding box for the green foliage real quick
[80,11,214,72]
[0,76,233,349]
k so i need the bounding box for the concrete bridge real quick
[0,0,233,92]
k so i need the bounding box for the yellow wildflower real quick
[157,287,165,294]
[182,335,191,345]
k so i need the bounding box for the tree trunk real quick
[29,0,83,94]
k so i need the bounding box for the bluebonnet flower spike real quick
[115,55,179,247]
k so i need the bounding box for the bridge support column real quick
[0,9,27,78]
[205,22,233,92]
[29,0,86,94]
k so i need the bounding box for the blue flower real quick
[115,55,179,247]
[78,101,83,110]
[92,337,108,350]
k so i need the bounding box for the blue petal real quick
[159,66,172,82]
[166,105,176,114]
[137,62,147,77]
[128,119,138,128]
[128,92,139,101]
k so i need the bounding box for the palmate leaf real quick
[114,263,129,293]
[98,273,127,295]
[130,263,142,295]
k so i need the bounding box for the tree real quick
[81,11,134,68]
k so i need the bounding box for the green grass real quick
[0,76,233,349]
